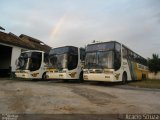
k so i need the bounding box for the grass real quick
[128,79,160,89]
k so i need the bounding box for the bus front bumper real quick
[15,71,40,79]
[83,73,116,82]
[46,72,69,79]
[15,72,30,79]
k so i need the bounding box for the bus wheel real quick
[63,80,69,83]
[42,72,46,80]
[10,72,16,80]
[78,72,84,83]
[122,72,127,84]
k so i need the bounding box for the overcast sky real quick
[0,0,160,58]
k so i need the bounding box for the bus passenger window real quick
[122,47,127,59]
[114,43,121,70]
[44,53,49,64]
[80,48,85,61]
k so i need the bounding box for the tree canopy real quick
[148,54,160,74]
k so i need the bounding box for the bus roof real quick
[87,41,118,46]
[21,50,45,53]
[51,46,78,50]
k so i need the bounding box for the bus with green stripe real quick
[83,41,148,83]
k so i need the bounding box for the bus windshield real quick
[49,46,78,70]
[85,51,113,69]
[49,54,68,69]
[17,52,31,70]
[17,52,42,71]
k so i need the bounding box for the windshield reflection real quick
[85,52,97,68]
[49,54,68,69]
[17,52,42,71]
[17,53,30,70]
[18,57,28,70]
[85,51,113,69]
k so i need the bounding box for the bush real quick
[148,54,160,74]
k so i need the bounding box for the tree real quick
[148,54,160,74]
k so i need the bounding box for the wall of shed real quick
[11,46,22,72]
[0,43,27,73]
[148,72,160,80]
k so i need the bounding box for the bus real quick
[83,41,148,83]
[46,46,85,82]
[15,50,49,80]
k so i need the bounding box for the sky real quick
[0,0,160,58]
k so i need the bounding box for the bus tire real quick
[10,72,16,80]
[78,71,84,83]
[63,79,69,83]
[122,72,127,84]
[42,72,46,80]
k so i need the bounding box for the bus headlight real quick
[83,70,88,74]
[62,70,67,73]
[83,75,88,79]
[31,73,39,77]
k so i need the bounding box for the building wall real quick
[0,42,27,72]
[11,46,22,72]
[148,72,160,80]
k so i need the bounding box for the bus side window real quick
[134,53,137,62]
[128,50,131,60]
[44,53,49,64]
[80,48,85,61]
[128,51,134,61]
[122,46,127,59]
[115,43,121,70]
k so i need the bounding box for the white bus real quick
[46,46,85,82]
[83,41,148,83]
[15,50,49,80]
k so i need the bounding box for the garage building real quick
[0,31,51,77]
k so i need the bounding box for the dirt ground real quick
[0,78,160,118]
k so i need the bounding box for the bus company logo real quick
[59,74,63,77]
[115,73,120,80]
[69,72,77,78]
[31,73,39,77]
